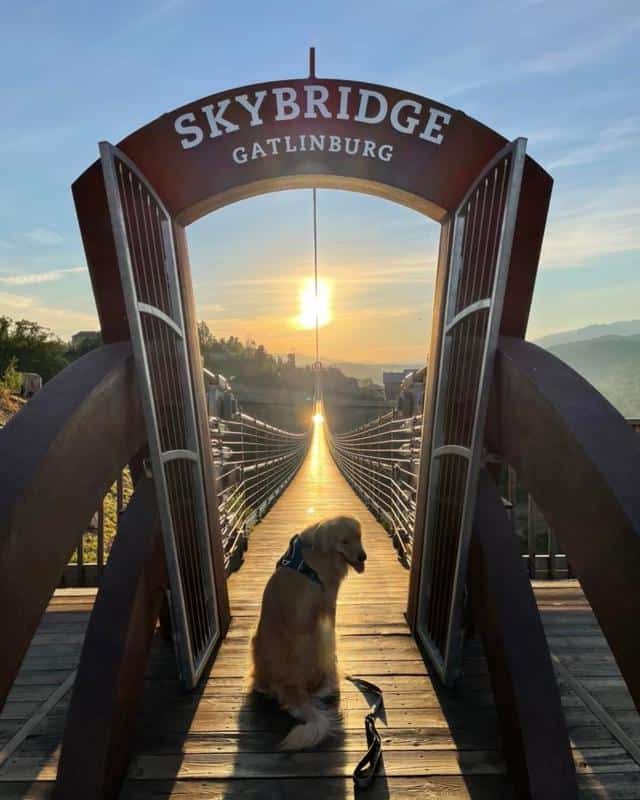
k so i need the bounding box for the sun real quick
[296,277,331,330]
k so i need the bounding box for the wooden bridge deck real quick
[1,426,640,798]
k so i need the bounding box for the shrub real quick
[0,357,22,393]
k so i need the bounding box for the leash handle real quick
[345,676,384,790]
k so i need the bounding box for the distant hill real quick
[325,360,422,384]
[534,320,640,349]
[295,319,640,418]
[292,352,422,384]
[544,334,640,418]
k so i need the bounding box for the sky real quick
[0,0,638,366]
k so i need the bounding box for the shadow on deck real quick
[1,427,639,798]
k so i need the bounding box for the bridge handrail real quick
[65,389,310,580]
[326,379,640,580]
[209,411,310,570]
[478,336,640,710]
[0,343,146,706]
[325,409,422,565]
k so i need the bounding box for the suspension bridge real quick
[1,62,640,799]
[1,376,640,798]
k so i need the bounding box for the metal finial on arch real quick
[309,46,316,78]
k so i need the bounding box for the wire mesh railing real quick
[501,417,640,578]
[327,411,640,579]
[59,399,637,586]
[210,412,310,571]
[60,467,133,587]
[326,410,423,566]
[61,410,308,586]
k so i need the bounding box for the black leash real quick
[345,676,384,790]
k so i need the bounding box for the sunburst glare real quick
[296,277,331,330]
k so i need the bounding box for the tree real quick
[0,317,68,382]
[66,332,102,361]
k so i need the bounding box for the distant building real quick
[382,369,413,402]
[358,378,385,401]
[71,330,99,348]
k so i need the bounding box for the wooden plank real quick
[0,748,508,781]
[0,776,518,800]
[553,654,640,766]
[7,425,640,798]
[3,747,640,783]
[0,670,75,769]
[109,774,640,799]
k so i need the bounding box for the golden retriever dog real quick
[251,515,366,750]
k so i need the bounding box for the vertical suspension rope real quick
[312,187,322,413]
[313,187,319,365]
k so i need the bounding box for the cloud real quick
[525,20,640,75]
[25,227,64,246]
[547,118,640,169]
[331,262,435,286]
[0,291,33,310]
[0,290,98,338]
[444,18,640,98]
[32,306,98,336]
[217,276,296,288]
[540,191,640,269]
[0,266,86,286]
[214,262,435,290]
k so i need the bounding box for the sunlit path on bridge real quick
[121,419,520,798]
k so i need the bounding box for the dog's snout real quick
[358,551,367,562]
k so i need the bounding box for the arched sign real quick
[74,67,552,686]
[74,73,551,343]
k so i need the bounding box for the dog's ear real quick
[298,521,323,549]
[298,518,338,553]
[347,516,362,536]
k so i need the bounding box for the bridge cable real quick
[312,187,323,410]
[313,187,319,366]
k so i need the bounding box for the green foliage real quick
[0,313,382,405]
[69,468,134,565]
[0,316,102,385]
[0,316,68,382]
[0,357,22,392]
[197,320,384,402]
[66,331,102,361]
[198,321,286,387]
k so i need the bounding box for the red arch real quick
[72,76,552,344]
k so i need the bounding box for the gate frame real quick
[100,142,221,688]
[71,70,554,678]
[416,138,527,684]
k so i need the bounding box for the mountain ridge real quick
[533,319,640,348]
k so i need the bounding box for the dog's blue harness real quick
[275,535,323,588]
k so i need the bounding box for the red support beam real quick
[0,344,145,708]
[55,479,168,799]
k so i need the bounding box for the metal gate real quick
[418,138,527,684]
[100,142,219,689]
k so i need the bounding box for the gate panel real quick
[100,142,219,689]
[418,139,526,684]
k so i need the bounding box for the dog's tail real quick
[280,701,338,750]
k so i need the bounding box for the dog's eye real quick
[342,538,348,545]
